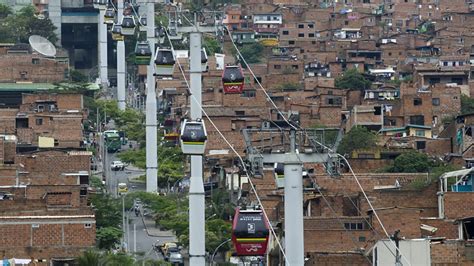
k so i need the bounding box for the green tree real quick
[0,3,12,19]
[337,126,377,155]
[77,249,108,266]
[235,42,264,66]
[70,69,88,83]
[91,194,122,228]
[335,68,372,91]
[3,5,58,44]
[204,36,221,55]
[461,95,474,115]
[391,151,432,173]
[96,227,123,250]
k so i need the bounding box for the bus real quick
[104,130,121,153]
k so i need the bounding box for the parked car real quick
[111,160,125,171]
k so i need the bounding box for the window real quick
[452,77,463,85]
[282,30,289,35]
[241,90,256,98]
[15,118,28,128]
[429,78,440,85]
[84,223,92,229]
[274,65,281,69]
[292,65,299,70]
[300,49,304,53]
[309,33,315,38]
[36,118,43,125]
[312,41,316,44]
[298,33,304,38]
[308,24,314,28]
[432,98,440,106]
[298,24,304,28]
[416,141,426,150]
[344,222,364,230]
[358,153,375,159]
[410,115,425,125]
[415,130,425,137]
[413,98,422,106]
[235,110,245,116]
[374,106,382,115]
[388,52,392,56]
[289,40,295,45]
[443,61,448,66]
[32,58,40,64]
[254,76,262,83]
[345,21,349,25]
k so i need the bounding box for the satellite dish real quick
[28,35,56,57]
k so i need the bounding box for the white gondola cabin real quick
[201,48,208,72]
[222,65,245,94]
[139,16,147,32]
[121,15,136,36]
[180,119,207,155]
[111,24,124,41]
[155,26,166,44]
[134,41,152,65]
[104,8,115,25]
[154,48,176,76]
[93,0,107,9]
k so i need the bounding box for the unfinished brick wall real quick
[0,54,67,83]
[431,241,463,265]
[0,220,95,262]
[419,218,458,240]
[444,192,474,219]
[16,150,90,185]
[306,252,370,266]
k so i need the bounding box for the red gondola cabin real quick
[222,65,244,94]
[231,208,269,256]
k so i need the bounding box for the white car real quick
[111,161,125,171]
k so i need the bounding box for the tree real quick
[235,42,264,66]
[96,227,123,250]
[77,249,108,266]
[337,126,377,155]
[391,151,432,173]
[0,3,12,19]
[0,5,58,44]
[461,95,474,115]
[90,194,122,228]
[335,68,372,91]
[204,36,221,55]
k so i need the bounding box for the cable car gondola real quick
[93,0,107,9]
[180,119,207,155]
[201,48,208,72]
[139,16,147,32]
[154,48,176,76]
[155,26,166,44]
[134,41,152,65]
[121,15,136,36]
[231,208,270,256]
[104,8,115,25]
[222,65,245,94]
[111,24,124,41]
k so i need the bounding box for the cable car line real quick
[224,25,413,266]
[162,25,290,264]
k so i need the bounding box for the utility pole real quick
[189,30,206,266]
[242,128,342,265]
[117,0,126,110]
[391,230,403,266]
[284,130,304,265]
[98,6,108,88]
[145,1,158,193]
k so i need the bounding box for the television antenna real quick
[28,35,56,57]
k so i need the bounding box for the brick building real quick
[0,93,85,149]
[0,136,95,264]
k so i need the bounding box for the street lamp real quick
[210,238,232,265]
